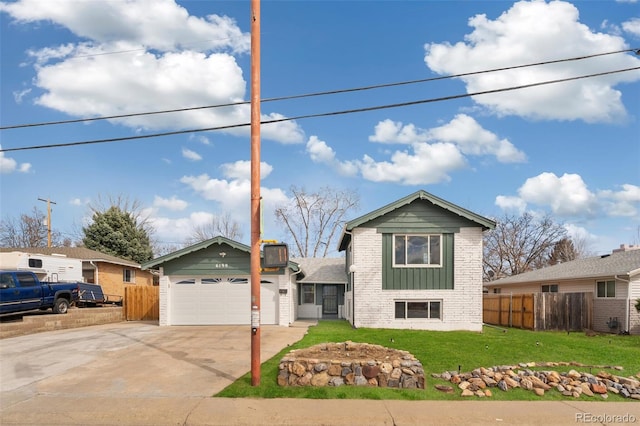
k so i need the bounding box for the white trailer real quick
[0,251,83,282]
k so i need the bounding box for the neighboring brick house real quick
[337,190,496,331]
[0,247,155,301]
[484,245,640,335]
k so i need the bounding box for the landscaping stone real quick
[434,362,640,400]
[278,341,424,390]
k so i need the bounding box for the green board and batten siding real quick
[363,200,481,290]
[141,236,292,276]
[160,244,251,276]
[381,233,454,290]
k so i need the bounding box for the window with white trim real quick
[541,284,558,293]
[123,269,135,283]
[596,280,615,298]
[394,300,442,319]
[302,284,314,304]
[394,234,441,267]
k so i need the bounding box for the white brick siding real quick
[351,227,484,331]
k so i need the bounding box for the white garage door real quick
[170,277,277,325]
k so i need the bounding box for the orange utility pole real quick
[250,0,262,386]
[37,197,57,247]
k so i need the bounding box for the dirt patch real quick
[288,341,411,361]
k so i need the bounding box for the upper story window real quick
[394,234,441,267]
[123,269,136,283]
[596,280,615,298]
[541,284,558,293]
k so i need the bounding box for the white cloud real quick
[427,114,526,163]
[518,172,598,216]
[0,0,250,53]
[181,148,202,161]
[153,195,188,211]
[0,148,31,174]
[359,142,466,185]
[368,115,526,164]
[189,134,212,145]
[178,170,289,241]
[2,0,305,145]
[598,184,640,216]
[69,197,90,206]
[496,173,640,221]
[12,88,31,104]
[622,18,640,37]
[424,0,640,123]
[369,119,428,144]
[495,195,527,214]
[306,136,359,176]
[220,160,273,180]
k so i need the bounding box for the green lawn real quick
[216,320,640,401]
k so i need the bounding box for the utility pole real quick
[250,0,262,386]
[37,198,57,247]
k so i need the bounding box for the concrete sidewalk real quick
[1,396,638,425]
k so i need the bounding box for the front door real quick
[322,285,338,316]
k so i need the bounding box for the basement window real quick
[395,300,441,319]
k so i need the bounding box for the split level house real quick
[142,190,496,331]
[484,245,640,335]
[0,247,155,302]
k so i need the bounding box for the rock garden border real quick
[278,341,425,389]
[433,361,640,399]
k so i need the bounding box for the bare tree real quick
[483,212,567,281]
[183,213,244,246]
[275,186,359,257]
[0,206,63,247]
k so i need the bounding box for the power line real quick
[1,48,637,131]
[2,66,637,153]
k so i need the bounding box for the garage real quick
[169,276,278,325]
[142,236,297,327]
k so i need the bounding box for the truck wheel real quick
[53,298,70,314]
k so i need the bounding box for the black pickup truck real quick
[0,270,80,315]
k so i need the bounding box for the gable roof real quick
[141,236,300,272]
[489,249,640,286]
[0,247,141,268]
[338,190,496,251]
[292,257,347,284]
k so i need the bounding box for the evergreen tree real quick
[547,237,578,265]
[83,206,153,264]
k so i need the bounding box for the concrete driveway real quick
[1,322,311,421]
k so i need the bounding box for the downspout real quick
[90,261,99,285]
[290,267,304,325]
[344,230,355,328]
[615,275,631,333]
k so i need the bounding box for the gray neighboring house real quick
[484,246,640,335]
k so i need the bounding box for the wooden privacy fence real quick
[124,286,159,321]
[483,292,593,332]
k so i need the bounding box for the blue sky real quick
[1,0,639,256]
